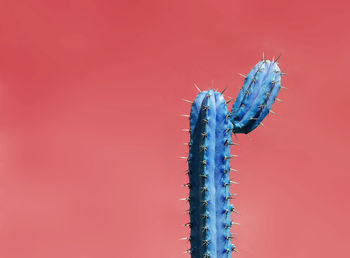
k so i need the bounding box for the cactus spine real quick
[184,56,283,257]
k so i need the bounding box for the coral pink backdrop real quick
[0,1,349,257]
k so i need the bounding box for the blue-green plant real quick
[182,56,284,257]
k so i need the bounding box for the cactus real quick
[182,55,284,257]
[231,57,282,134]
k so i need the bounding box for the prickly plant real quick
[181,55,285,257]
[231,57,284,134]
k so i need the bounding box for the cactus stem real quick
[182,99,193,104]
[194,82,201,92]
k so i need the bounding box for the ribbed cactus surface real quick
[187,90,235,257]
[183,56,283,257]
[231,58,282,134]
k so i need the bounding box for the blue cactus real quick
[186,90,235,257]
[183,56,283,257]
[231,57,282,134]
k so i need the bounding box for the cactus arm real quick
[188,90,217,257]
[231,60,281,134]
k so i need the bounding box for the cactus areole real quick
[184,57,283,257]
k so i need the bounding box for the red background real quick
[0,1,349,257]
